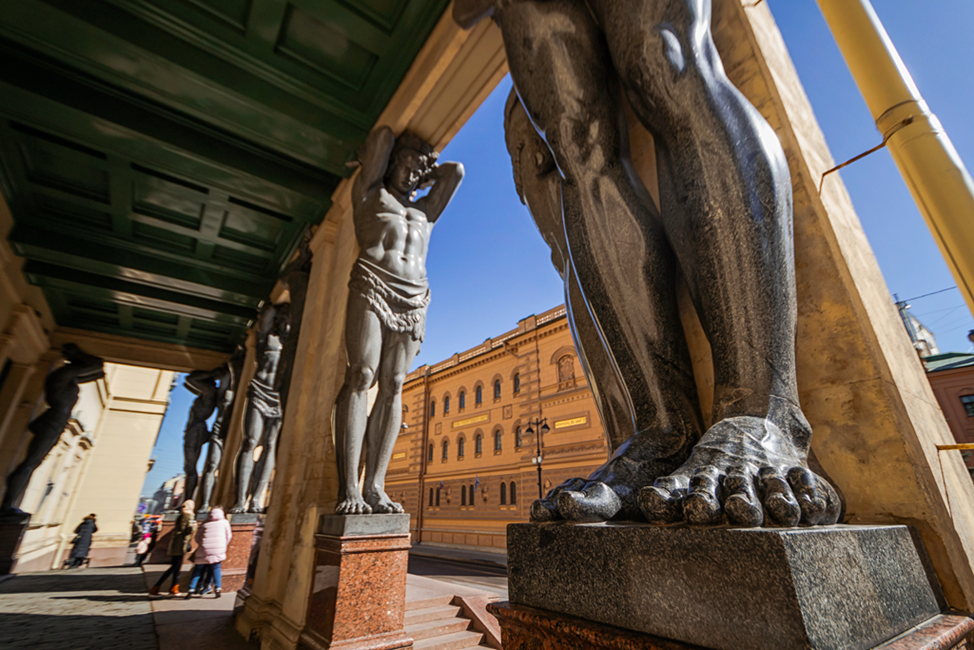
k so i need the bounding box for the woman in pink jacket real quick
[186,507,232,598]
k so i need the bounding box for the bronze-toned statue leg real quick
[498,0,702,522]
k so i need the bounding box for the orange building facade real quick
[385,305,611,551]
[925,353,974,472]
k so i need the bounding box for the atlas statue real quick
[197,346,245,511]
[1,344,104,515]
[181,367,224,507]
[232,303,289,514]
[467,0,841,527]
[334,127,463,515]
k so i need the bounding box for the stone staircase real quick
[405,593,494,650]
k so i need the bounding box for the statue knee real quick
[347,365,375,392]
[380,373,407,398]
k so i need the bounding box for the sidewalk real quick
[409,543,508,568]
[0,567,157,650]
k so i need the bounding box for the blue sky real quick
[142,1,974,495]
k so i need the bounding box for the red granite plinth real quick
[0,517,29,574]
[148,515,177,564]
[299,529,413,650]
[219,517,259,592]
[488,602,974,650]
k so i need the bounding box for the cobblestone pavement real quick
[0,567,158,650]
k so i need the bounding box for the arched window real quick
[457,436,465,459]
[475,434,483,455]
[510,482,517,505]
[470,484,475,506]
[430,399,436,417]
[442,439,449,460]
[428,443,433,462]
[500,482,507,505]
[459,391,466,409]
[494,430,502,452]
[494,380,501,399]
[475,385,482,405]
[429,487,433,507]
[461,485,467,506]
[436,488,440,506]
[515,426,522,448]
[513,373,520,394]
[444,396,450,414]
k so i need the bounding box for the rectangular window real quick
[962,395,974,418]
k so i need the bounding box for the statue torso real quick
[355,187,431,281]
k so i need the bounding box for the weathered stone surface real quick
[318,514,410,537]
[508,523,939,650]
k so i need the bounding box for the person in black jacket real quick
[68,514,97,568]
[148,500,196,595]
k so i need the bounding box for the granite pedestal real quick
[299,514,413,650]
[506,523,946,650]
[221,513,261,592]
[0,512,30,574]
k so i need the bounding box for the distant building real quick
[386,305,610,551]
[925,353,974,473]
[896,299,940,357]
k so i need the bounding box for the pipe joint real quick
[876,99,930,140]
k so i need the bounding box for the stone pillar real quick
[299,515,412,650]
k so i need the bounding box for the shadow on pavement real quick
[0,569,148,594]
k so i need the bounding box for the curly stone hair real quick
[385,131,438,185]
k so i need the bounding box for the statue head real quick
[384,131,438,196]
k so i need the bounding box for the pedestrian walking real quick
[133,529,155,567]
[186,506,231,598]
[68,513,97,568]
[148,499,195,596]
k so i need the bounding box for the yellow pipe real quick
[816,0,974,317]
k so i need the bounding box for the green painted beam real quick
[9,224,269,307]
[24,261,256,324]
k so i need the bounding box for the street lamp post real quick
[526,418,550,499]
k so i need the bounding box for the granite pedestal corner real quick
[506,522,948,650]
[221,513,262,592]
[299,514,413,650]
[0,513,30,574]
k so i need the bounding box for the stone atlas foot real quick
[364,488,405,514]
[531,441,684,522]
[639,416,841,527]
[336,492,373,515]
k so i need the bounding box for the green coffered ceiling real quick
[0,0,449,351]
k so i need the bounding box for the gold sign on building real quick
[392,452,406,460]
[554,416,587,429]
[452,414,489,429]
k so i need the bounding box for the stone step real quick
[411,630,487,650]
[405,594,454,612]
[405,616,472,641]
[404,603,462,626]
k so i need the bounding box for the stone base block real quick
[299,514,413,650]
[0,514,30,574]
[222,514,261,592]
[489,603,974,650]
[508,523,941,650]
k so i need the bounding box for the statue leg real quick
[0,427,61,513]
[198,440,222,510]
[248,418,281,513]
[362,329,420,514]
[594,0,839,526]
[182,427,205,507]
[333,296,383,515]
[496,0,702,522]
[231,408,261,513]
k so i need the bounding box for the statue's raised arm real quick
[352,126,396,207]
[419,161,464,224]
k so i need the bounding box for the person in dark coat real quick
[68,514,97,568]
[149,500,195,595]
